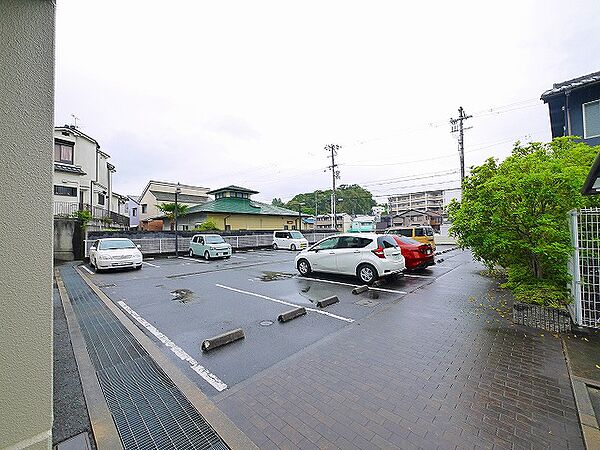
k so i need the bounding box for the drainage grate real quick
[60,266,228,450]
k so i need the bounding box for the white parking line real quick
[403,273,435,279]
[143,261,160,268]
[230,255,247,259]
[178,256,208,263]
[295,276,407,294]
[80,265,94,274]
[117,300,228,392]
[216,284,354,323]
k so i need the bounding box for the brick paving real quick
[216,252,584,449]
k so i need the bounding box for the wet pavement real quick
[82,248,585,448]
[215,252,584,449]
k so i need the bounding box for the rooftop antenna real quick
[70,114,80,128]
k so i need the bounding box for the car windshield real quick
[289,231,304,239]
[98,239,136,250]
[205,235,225,244]
[388,228,413,237]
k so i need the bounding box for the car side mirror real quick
[137,244,141,249]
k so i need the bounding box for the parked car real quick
[294,233,405,284]
[385,226,436,250]
[273,230,309,251]
[189,234,232,260]
[89,238,143,272]
[389,235,435,270]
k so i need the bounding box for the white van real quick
[272,230,309,251]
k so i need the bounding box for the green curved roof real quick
[187,197,299,216]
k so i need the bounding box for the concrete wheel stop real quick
[278,307,307,323]
[352,285,369,295]
[201,328,245,352]
[316,296,339,308]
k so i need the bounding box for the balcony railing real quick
[54,201,129,227]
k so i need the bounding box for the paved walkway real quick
[216,252,584,449]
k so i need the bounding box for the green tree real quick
[271,198,285,207]
[157,202,189,229]
[448,137,600,307]
[285,185,376,216]
[193,220,219,231]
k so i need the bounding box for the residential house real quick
[541,70,600,147]
[53,125,128,227]
[350,215,376,232]
[175,186,302,231]
[128,195,141,229]
[392,209,442,232]
[375,214,393,232]
[302,216,316,230]
[138,180,211,230]
[315,213,352,233]
[388,187,460,217]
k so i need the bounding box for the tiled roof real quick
[206,185,259,195]
[394,209,442,218]
[150,190,209,204]
[54,163,86,175]
[541,70,600,100]
[187,197,298,216]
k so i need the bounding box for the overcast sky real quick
[54,0,600,204]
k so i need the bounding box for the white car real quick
[294,233,405,284]
[273,230,309,251]
[89,238,143,272]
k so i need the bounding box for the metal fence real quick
[84,231,336,257]
[54,201,129,227]
[569,208,600,328]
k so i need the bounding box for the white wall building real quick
[128,195,141,228]
[138,180,211,227]
[52,125,128,227]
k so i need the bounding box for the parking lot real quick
[80,245,463,397]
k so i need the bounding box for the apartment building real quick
[388,187,461,216]
[315,213,352,233]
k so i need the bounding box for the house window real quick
[132,208,137,217]
[141,204,147,213]
[215,193,224,199]
[54,140,74,164]
[583,100,600,139]
[54,185,77,197]
[98,193,105,205]
[181,225,189,231]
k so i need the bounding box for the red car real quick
[390,235,435,270]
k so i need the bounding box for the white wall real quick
[0,1,55,448]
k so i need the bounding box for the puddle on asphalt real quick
[259,271,295,282]
[170,288,194,303]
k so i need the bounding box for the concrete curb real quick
[201,329,245,352]
[54,268,123,450]
[278,307,307,323]
[562,338,600,449]
[75,266,259,450]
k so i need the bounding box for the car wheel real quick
[357,264,378,284]
[290,243,297,251]
[297,259,311,276]
[189,248,194,257]
[273,243,278,250]
[204,251,210,261]
[135,265,142,270]
[89,257,95,269]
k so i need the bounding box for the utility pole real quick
[450,107,472,182]
[325,144,340,230]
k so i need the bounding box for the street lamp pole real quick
[297,202,305,231]
[174,182,181,257]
